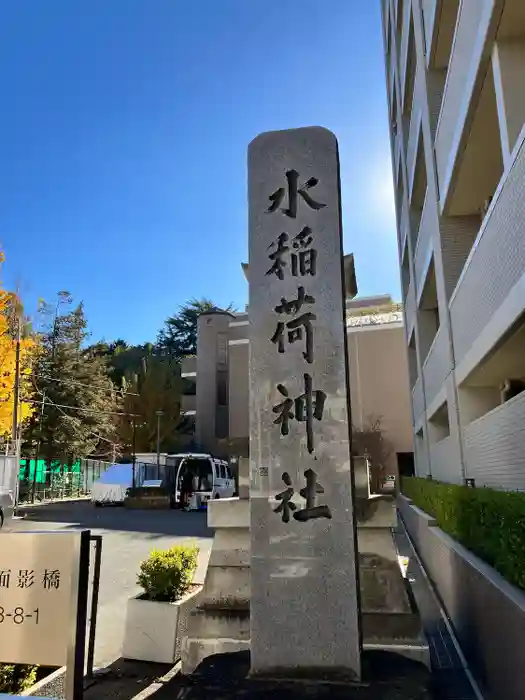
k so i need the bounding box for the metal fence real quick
[17,458,112,504]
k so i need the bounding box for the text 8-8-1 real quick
[0,607,39,624]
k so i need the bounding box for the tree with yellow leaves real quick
[0,252,35,441]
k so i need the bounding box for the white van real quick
[171,453,235,507]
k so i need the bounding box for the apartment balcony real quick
[389,49,397,107]
[181,393,196,414]
[463,391,525,491]
[404,277,416,340]
[394,131,401,182]
[449,136,525,369]
[422,326,451,409]
[406,96,422,199]
[413,194,435,301]
[422,0,437,64]
[434,0,496,207]
[399,196,408,253]
[429,436,459,483]
[399,0,412,98]
[412,376,425,427]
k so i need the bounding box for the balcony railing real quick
[463,391,525,491]
[406,98,421,199]
[412,376,425,426]
[399,195,408,252]
[404,278,416,340]
[413,193,434,299]
[422,326,450,409]
[422,0,437,64]
[399,0,412,99]
[434,1,488,203]
[450,136,525,367]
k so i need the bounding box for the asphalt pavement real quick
[3,500,213,667]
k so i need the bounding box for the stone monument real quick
[181,457,251,674]
[248,126,362,680]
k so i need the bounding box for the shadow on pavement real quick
[119,651,433,700]
[14,501,213,538]
[83,659,172,700]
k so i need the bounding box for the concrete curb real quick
[18,497,91,509]
[21,666,66,697]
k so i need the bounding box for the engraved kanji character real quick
[272,384,294,436]
[291,227,317,277]
[267,170,326,219]
[271,312,316,364]
[266,233,289,280]
[294,374,327,454]
[273,472,297,523]
[294,468,332,521]
[274,286,315,315]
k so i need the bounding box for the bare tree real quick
[352,414,393,493]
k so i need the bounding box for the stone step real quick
[181,637,251,676]
[208,529,250,568]
[187,607,250,641]
[198,566,250,607]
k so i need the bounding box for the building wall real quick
[381,0,525,489]
[182,298,413,476]
[347,324,414,474]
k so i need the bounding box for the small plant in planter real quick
[137,545,199,602]
[122,544,201,664]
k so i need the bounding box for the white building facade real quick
[380,0,525,489]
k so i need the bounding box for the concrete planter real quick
[122,587,202,664]
[398,493,525,700]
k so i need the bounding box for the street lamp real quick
[155,410,163,480]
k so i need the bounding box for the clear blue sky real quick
[1,0,397,345]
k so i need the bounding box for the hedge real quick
[402,477,525,592]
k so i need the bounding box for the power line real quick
[31,373,139,396]
[22,397,140,418]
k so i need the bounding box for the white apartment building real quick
[380,0,525,489]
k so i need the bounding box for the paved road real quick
[3,501,213,667]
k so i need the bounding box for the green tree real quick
[117,353,183,454]
[157,298,235,359]
[27,300,120,466]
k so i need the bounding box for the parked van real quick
[171,453,235,507]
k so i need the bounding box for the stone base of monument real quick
[356,494,430,668]
[177,649,431,698]
[181,497,251,675]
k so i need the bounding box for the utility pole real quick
[132,416,137,490]
[156,410,163,481]
[12,315,21,517]
[12,318,21,453]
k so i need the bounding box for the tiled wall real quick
[463,391,525,490]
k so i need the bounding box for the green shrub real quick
[0,664,37,693]
[402,477,525,591]
[137,544,199,602]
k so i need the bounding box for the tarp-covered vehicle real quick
[91,463,143,506]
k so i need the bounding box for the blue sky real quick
[1,0,397,344]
